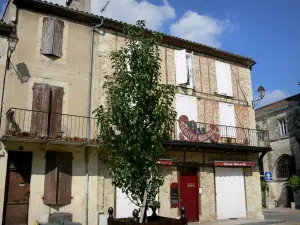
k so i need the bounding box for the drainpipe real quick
[85,17,104,225]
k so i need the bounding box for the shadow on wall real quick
[14,62,31,83]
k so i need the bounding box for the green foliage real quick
[260,177,268,192]
[289,175,300,192]
[93,20,176,209]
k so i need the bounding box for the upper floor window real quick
[215,60,233,97]
[175,49,194,88]
[41,17,64,58]
[277,118,288,137]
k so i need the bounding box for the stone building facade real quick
[0,0,270,224]
[256,94,300,209]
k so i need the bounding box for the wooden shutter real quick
[175,50,188,85]
[215,61,233,96]
[53,19,64,57]
[49,86,64,138]
[57,152,72,205]
[41,17,55,55]
[44,152,58,205]
[30,83,51,137]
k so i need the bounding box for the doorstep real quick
[189,219,285,225]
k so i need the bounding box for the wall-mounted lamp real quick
[252,85,265,108]
[8,33,19,52]
[0,31,19,127]
[6,33,19,70]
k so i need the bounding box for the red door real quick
[180,171,199,222]
[3,152,32,225]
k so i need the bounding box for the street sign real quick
[264,172,272,181]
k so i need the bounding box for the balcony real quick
[2,108,101,145]
[164,115,270,152]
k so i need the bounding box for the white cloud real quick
[44,0,175,31]
[169,10,231,48]
[255,89,288,108]
[93,0,175,31]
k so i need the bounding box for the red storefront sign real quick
[178,115,220,142]
[214,161,255,167]
[157,159,172,165]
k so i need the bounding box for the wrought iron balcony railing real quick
[3,108,270,148]
[173,115,270,147]
[3,108,101,144]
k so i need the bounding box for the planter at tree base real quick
[107,206,187,225]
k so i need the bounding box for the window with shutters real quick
[44,151,72,205]
[175,50,194,88]
[31,83,64,138]
[41,17,64,58]
[215,60,233,96]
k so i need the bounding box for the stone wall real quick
[163,151,263,221]
[256,102,300,209]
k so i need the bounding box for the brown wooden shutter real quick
[44,152,58,205]
[41,17,55,55]
[30,83,51,137]
[49,86,64,138]
[57,152,72,205]
[53,20,64,57]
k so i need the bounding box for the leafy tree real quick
[94,20,176,215]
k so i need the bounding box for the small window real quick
[44,151,72,205]
[276,155,293,179]
[41,17,64,58]
[277,118,288,137]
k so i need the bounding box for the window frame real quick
[175,49,194,89]
[277,118,288,137]
[275,155,293,180]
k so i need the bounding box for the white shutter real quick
[175,50,188,85]
[176,94,197,121]
[176,94,197,139]
[215,61,233,96]
[187,53,194,88]
[215,168,246,219]
[219,102,236,137]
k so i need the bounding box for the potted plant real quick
[289,175,300,209]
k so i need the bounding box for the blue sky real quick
[1,0,299,107]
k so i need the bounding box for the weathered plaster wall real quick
[0,142,108,225]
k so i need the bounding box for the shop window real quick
[44,151,72,205]
[276,155,292,179]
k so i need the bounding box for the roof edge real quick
[13,0,256,69]
[255,93,300,112]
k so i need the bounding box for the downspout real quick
[85,17,104,225]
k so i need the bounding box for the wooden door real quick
[180,171,199,222]
[3,152,32,225]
